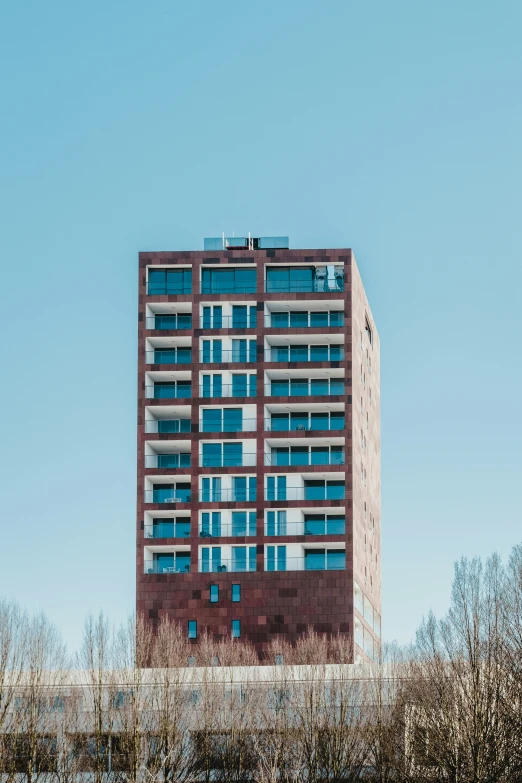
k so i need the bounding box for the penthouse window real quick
[265,266,344,293]
[201,268,256,294]
[148,268,192,295]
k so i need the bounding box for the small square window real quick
[232,584,241,602]
[188,656,196,666]
[275,654,284,665]
[231,619,241,639]
[210,584,219,603]
[188,620,197,640]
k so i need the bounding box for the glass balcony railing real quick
[144,490,191,504]
[144,523,191,539]
[265,382,345,397]
[264,555,346,572]
[199,315,257,329]
[146,385,192,400]
[146,316,192,330]
[265,280,344,294]
[199,523,257,538]
[144,560,191,574]
[145,419,191,434]
[200,453,257,468]
[264,347,344,363]
[200,418,256,433]
[198,488,257,503]
[146,351,192,365]
[265,520,346,537]
[198,384,257,399]
[145,454,191,469]
[200,350,257,364]
[264,314,344,329]
[200,283,257,295]
[265,417,345,432]
[198,558,257,574]
[264,486,345,502]
[265,451,345,467]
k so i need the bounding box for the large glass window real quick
[201,477,221,502]
[154,313,192,330]
[154,381,191,399]
[266,476,287,501]
[232,476,256,502]
[201,442,243,468]
[265,266,313,293]
[304,480,345,501]
[202,306,222,329]
[157,419,191,434]
[148,268,192,295]
[231,511,257,536]
[201,268,256,294]
[157,453,190,469]
[201,512,221,537]
[232,546,256,572]
[266,545,287,571]
[153,347,191,365]
[304,514,345,536]
[266,510,287,536]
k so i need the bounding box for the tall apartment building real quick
[137,236,381,658]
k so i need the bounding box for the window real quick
[304,480,344,501]
[365,316,372,345]
[232,476,256,502]
[232,511,257,536]
[201,546,222,572]
[188,656,196,666]
[201,268,256,294]
[188,621,197,639]
[201,511,221,537]
[231,373,257,397]
[275,654,284,665]
[304,514,345,536]
[153,380,191,399]
[232,305,257,329]
[266,545,287,571]
[202,305,222,329]
[148,268,192,295]
[266,510,287,536]
[201,408,243,433]
[232,339,257,362]
[266,475,287,501]
[201,442,243,468]
[232,584,241,602]
[210,584,219,603]
[202,339,222,363]
[231,619,241,639]
[231,546,256,572]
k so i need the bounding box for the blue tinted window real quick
[210,585,219,603]
[223,408,242,432]
[223,442,243,467]
[290,311,308,328]
[330,311,344,326]
[231,620,241,639]
[310,311,328,327]
[188,621,197,639]
[202,409,222,432]
[231,584,241,602]
[327,550,346,570]
[271,312,289,328]
[305,550,325,570]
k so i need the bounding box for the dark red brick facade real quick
[137,247,381,656]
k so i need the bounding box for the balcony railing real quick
[198,488,257,503]
[265,418,345,432]
[264,555,346,572]
[144,490,191,504]
[199,523,257,538]
[144,524,191,539]
[265,521,346,536]
[265,280,344,294]
[146,316,192,330]
[200,418,257,433]
[264,347,344,363]
[145,419,191,434]
[144,561,191,574]
[146,385,192,400]
[200,453,257,468]
[199,315,257,329]
[198,558,257,574]
[199,385,256,399]
[265,382,345,397]
[264,486,345,502]
[264,314,344,329]
[265,451,345,467]
[200,350,257,364]
[145,454,191,469]
[201,284,257,295]
[146,351,192,365]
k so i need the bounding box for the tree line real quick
[1,543,522,782]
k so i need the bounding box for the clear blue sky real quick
[1,0,521,654]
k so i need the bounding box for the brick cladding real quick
[136,247,380,655]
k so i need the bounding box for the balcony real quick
[144,520,190,539]
[145,453,191,469]
[199,382,257,399]
[146,349,192,365]
[200,348,257,364]
[264,552,346,572]
[266,379,345,397]
[265,346,344,363]
[198,554,257,574]
[265,515,346,537]
[146,383,192,400]
[200,452,257,468]
[200,417,256,433]
[144,555,191,575]
[146,314,192,330]
[199,513,257,538]
[144,485,191,504]
[264,481,345,502]
[145,418,191,434]
[265,415,344,432]
[198,486,257,503]
[265,448,345,467]
[200,313,257,330]
[264,311,344,329]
